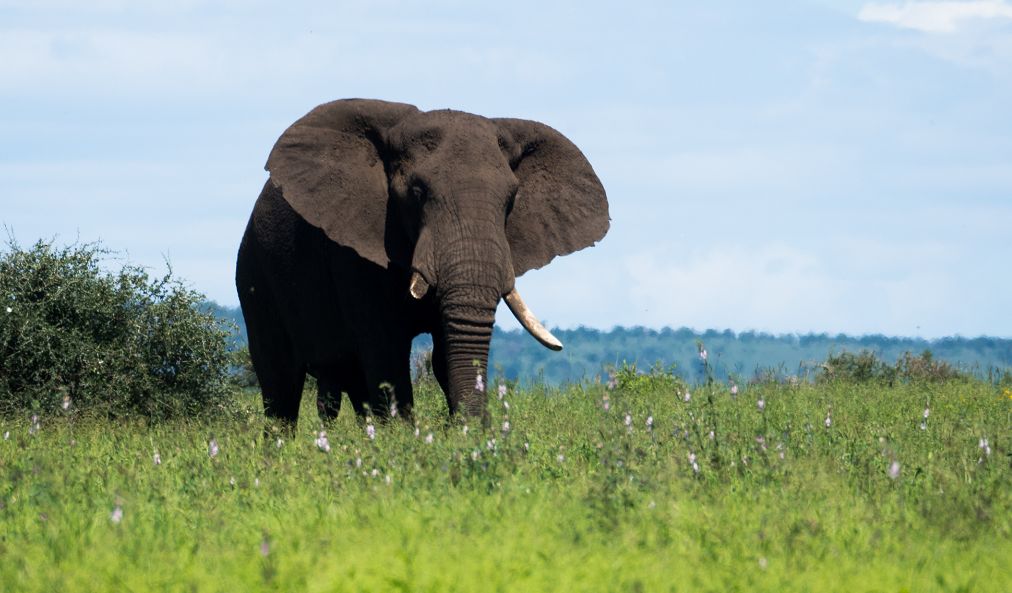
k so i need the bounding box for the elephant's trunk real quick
[439,285,498,418]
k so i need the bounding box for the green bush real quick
[0,239,237,418]
[895,349,964,383]
[817,349,965,385]
[608,360,687,396]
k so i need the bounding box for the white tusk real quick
[503,288,563,351]
[409,272,429,299]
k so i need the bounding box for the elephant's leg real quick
[243,297,305,434]
[316,372,343,422]
[339,361,371,418]
[253,350,305,435]
[316,358,370,421]
[358,343,415,422]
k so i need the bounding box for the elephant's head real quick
[266,99,609,415]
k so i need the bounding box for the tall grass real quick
[1,375,1008,592]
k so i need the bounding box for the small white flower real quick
[385,474,392,485]
[497,384,507,399]
[699,349,708,362]
[110,505,123,524]
[229,477,236,486]
[624,413,632,427]
[683,391,691,403]
[888,460,901,480]
[758,557,768,570]
[370,468,379,477]
[920,420,927,431]
[502,419,510,434]
[474,373,485,393]
[3,431,9,441]
[708,430,715,440]
[275,437,283,449]
[607,377,617,390]
[471,449,480,461]
[730,383,739,396]
[61,396,71,411]
[254,478,260,487]
[462,425,469,436]
[523,442,530,452]
[425,432,434,444]
[355,457,362,468]
[414,426,420,437]
[557,453,565,463]
[315,431,331,452]
[979,437,991,458]
[688,452,699,474]
[602,394,611,411]
[153,451,161,465]
[365,423,376,441]
[29,415,40,435]
[389,401,398,418]
[503,400,510,411]
[4,307,11,314]
[486,438,496,451]
[208,438,220,458]
[757,398,765,412]
[824,414,832,428]
[645,416,654,430]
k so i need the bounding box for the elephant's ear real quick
[494,118,610,276]
[266,99,420,268]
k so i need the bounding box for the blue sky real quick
[2,1,1010,337]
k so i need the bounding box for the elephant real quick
[235,98,608,428]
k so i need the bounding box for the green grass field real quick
[2,376,1009,592]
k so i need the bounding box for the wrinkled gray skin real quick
[236,99,608,429]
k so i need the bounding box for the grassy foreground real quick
[1,377,1009,592]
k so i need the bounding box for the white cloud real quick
[858,1,1012,33]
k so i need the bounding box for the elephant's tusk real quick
[503,288,563,351]
[409,272,429,299]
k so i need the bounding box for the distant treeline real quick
[206,303,1012,385]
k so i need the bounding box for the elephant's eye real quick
[409,183,426,201]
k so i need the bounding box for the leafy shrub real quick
[817,351,897,385]
[227,346,259,389]
[895,350,963,383]
[608,361,686,396]
[0,239,237,418]
[817,349,965,385]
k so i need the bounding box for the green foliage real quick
[227,346,259,390]
[818,349,968,385]
[0,239,237,418]
[818,350,898,384]
[896,349,963,383]
[609,360,686,396]
[1,374,1007,592]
